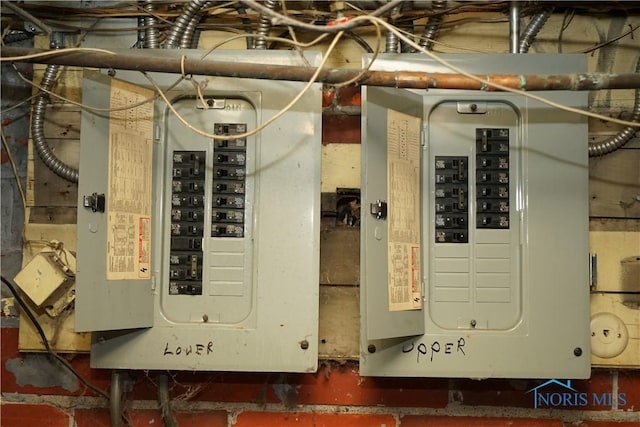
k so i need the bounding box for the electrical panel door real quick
[76,50,321,372]
[361,54,590,379]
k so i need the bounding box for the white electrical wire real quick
[230,6,640,128]
[353,15,640,128]
[0,47,116,62]
[145,30,346,141]
[2,12,637,134]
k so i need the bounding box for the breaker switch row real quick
[212,123,247,238]
[475,129,510,229]
[434,156,469,243]
[169,151,205,295]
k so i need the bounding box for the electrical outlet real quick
[591,312,629,359]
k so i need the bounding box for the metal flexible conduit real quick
[3,31,32,44]
[385,4,401,53]
[419,0,447,50]
[157,374,177,427]
[589,57,640,157]
[164,0,210,49]
[32,35,79,183]
[254,0,278,50]
[179,1,212,49]
[518,7,553,54]
[143,0,160,48]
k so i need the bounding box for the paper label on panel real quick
[387,109,422,311]
[106,79,154,280]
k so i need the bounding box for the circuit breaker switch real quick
[190,255,198,278]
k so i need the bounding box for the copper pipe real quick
[2,47,640,91]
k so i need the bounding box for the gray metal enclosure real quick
[360,54,591,379]
[75,50,322,372]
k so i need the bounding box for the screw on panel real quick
[574,347,583,357]
[202,314,208,323]
[107,69,116,77]
[98,336,105,344]
[470,103,478,111]
[470,319,477,328]
[367,344,376,353]
[300,340,309,350]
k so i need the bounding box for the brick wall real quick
[1,327,639,426]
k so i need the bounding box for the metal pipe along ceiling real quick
[3,47,640,92]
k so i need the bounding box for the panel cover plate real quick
[360,54,590,379]
[78,50,321,372]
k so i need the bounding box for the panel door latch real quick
[83,193,105,213]
[370,200,387,220]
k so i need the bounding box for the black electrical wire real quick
[233,2,254,49]
[1,275,133,427]
[1,275,110,396]
[580,23,640,54]
[346,31,374,53]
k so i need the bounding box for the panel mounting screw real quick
[202,314,208,323]
[470,103,478,111]
[107,68,116,77]
[574,347,583,357]
[367,344,376,353]
[300,340,309,350]
[470,319,477,328]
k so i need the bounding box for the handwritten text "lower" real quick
[163,341,213,357]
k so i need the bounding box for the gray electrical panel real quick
[361,54,590,379]
[76,50,321,372]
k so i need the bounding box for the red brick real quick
[233,412,395,427]
[1,403,69,427]
[175,410,228,427]
[400,416,563,427]
[295,362,448,408]
[618,370,640,411]
[451,370,614,410]
[130,370,281,404]
[313,413,396,426]
[322,114,360,144]
[572,369,615,411]
[322,85,336,108]
[1,328,110,397]
[572,422,640,427]
[75,408,140,427]
[132,363,448,408]
[232,411,314,426]
[74,408,227,427]
[337,86,362,107]
[450,378,537,408]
